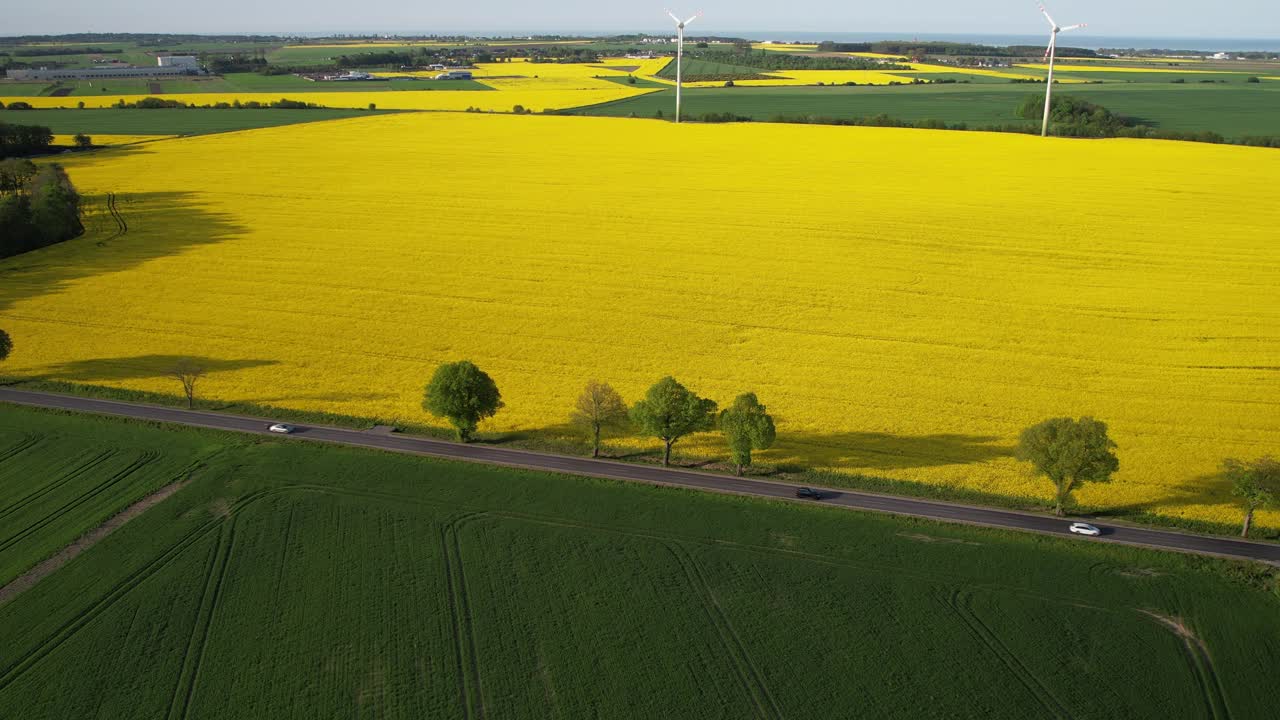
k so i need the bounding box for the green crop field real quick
[657,57,775,80]
[219,73,492,92]
[0,410,219,586]
[575,82,1280,138]
[0,406,1277,718]
[0,107,393,135]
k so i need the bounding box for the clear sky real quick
[6,1,1277,38]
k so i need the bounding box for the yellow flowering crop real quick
[1,113,1277,530]
[684,69,913,88]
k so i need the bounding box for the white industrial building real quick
[157,55,200,69]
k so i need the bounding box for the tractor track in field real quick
[667,543,785,720]
[1138,610,1233,720]
[0,490,267,692]
[0,434,42,466]
[167,514,240,720]
[0,449,119,521]
[0,451,160,556]
[440,513,487,720]
[98,192,127,246]
[944,588,1072,720]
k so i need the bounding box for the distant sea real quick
[309,30,1280,54]
[733,31,1280,53]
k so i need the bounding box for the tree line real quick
[422,361,776,475]
[0,158,83,258]
[413,360,1278,535]
[0,122,53,159]
[2,338,1272,538]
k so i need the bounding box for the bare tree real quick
[169,358,206,409]
[571,381,628,458]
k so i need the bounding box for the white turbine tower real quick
[1037,3,1086,137]
[666,9,702,123]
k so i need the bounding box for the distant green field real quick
[656,57,773,80]
[0,77,233,97]
[219,73,491,92]
[575,82,1280,138]
[597,74,668,89]
[0,107,391,135]
[0,406,1277,719]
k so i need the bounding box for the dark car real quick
[795,487,822,500]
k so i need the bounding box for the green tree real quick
[0,328,11,363]
[423,360,503,442]
[1223,456,1279,538]
[630,376,717,467]
[719,392,776,476]
[571,380,628,458]
[1016,417,1119,516]
[73,134,92,148]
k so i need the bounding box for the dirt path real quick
[0,472,194,606]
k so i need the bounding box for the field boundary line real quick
[0,466,197,606]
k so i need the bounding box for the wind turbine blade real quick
[1038,4,1058,29]
[667,9,681,24]
[684,11,702,26]
[1059,23,1086,32]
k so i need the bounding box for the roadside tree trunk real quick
[735,463,743,477]
[592,424,601,458]
[1242,508,1254,538]
[663,440,673,467]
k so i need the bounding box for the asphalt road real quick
[3,387,1278,565]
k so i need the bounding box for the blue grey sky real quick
[6,1,1277,38]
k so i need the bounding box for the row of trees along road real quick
[422,362,775,476]
[420,360,1277,536]
[5,348,1272,539]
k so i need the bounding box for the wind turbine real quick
[1037,3,1086,137]
[666,9,702,123]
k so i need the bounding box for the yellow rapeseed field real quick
[1,113,1277,529]
[683,69,912,88]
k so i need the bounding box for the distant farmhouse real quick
[5,55,202,81]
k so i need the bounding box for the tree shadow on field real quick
[0,191,247,312]
[777,430,1014,472]
[1099,471,1236,517]
[34,355,278,383]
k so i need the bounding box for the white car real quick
[1068,522,1101,536]
[267,423,296,434]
